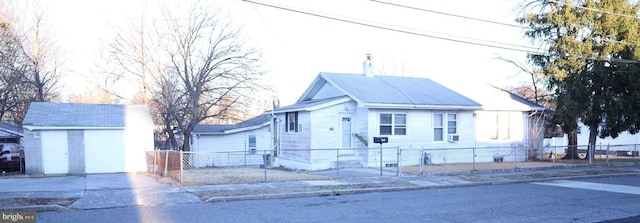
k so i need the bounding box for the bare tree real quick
[0,2,60,126]
[19,2,60,103]
[110,1,263,151]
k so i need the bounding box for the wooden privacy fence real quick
[146,150,181,180]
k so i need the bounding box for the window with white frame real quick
[447,114,457,134]
[379,113,407,136]
[285,112,298,132]
[248,135,257,154]
[490,113,510,140]
[434,113,457,141]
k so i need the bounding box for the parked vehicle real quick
[0,143,24,172]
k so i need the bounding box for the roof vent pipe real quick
[363,54,374,77]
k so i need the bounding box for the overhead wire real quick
[243,0,640,64]
[370,0,528,29]
[242,0,545,54]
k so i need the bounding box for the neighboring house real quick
[0,121,23,143]
[189,113,274,167]
[547,122,640,156]
[22,102,154,175]
[271,69,547,170]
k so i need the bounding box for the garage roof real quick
[23,102,154,130]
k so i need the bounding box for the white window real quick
[490,113,510,140]
[248,135,257,154]
[434,113,458,142]
[379,113,407,136]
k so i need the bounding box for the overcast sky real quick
[14,0,534,106]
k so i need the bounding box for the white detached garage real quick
[22,102,154,175]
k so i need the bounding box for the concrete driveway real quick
[0,173,200,210]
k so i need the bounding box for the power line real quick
[242,0,543,54]
[370,0,527,29]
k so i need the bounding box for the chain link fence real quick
[146,143,640,185]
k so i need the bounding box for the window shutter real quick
[294,112,299,132]
[285,112,289,132]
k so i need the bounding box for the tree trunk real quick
[182,133,191,152]
[587,125,599,161]
[564,129,579,159]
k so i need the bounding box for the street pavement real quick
[0,163,638,212]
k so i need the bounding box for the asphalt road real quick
[37,175,640,223]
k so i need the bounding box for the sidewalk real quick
[0,163,638,211]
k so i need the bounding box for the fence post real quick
[552,146,556,166]
[336,148,340,177]
[419,148,424,175]
[179,151,184,185]
[164,150,169,177]
[396,146,400,176]
[514,146,518,169]
[152,151,157,174]
[379,144,383,176]
[606,144,610,167]
[472,146,476,172]
[635,144,638,165]
[263,150,267,182]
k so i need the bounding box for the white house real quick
[189,113,274,167]
[547,122,640,156]
[22,102,155,175]
[270,64,547,170]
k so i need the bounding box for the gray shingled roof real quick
[303,73,481,108]
[193,113,272,134]
[23,102,153,128]
[0,121,22,136]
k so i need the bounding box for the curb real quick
[202,169,640,203]
[0,205,70,212]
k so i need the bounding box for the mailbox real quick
[373,137,388,144]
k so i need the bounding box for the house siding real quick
[308,102,357,169]
[365,109,480,166]
[279,111,311,162]
[192,127,270,167]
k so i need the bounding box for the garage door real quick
[41,130,69,174]
[84,130,126,173]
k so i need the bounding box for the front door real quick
[340,117,353,155]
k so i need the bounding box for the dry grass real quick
[399,161,574,175]
[177,167,332,186]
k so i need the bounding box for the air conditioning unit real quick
[447,134,460,142]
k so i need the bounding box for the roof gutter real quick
[22,126,125,131]
[364,103,482,110]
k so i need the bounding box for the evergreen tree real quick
[518,0,640,159]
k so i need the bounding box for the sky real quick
[11,0,536,108]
